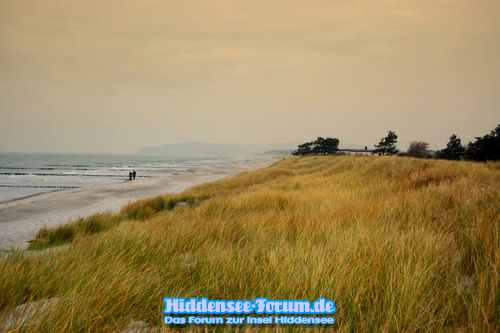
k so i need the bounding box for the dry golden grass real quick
[0,156,498,332]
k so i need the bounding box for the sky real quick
[0,0,499,153]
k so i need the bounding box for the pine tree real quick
[312,137,339,154]
[292,142,313,155]
[292,137,340,155]
[373,130,399,155]
[437,134,464,160]
[464,124,500,161]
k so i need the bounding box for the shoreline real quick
[0,156,281,249]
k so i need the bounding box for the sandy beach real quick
[0,156,280,249]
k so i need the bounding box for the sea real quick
[0,153,246,203]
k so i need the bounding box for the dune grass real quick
[27,195,208,250]
[0,156,498,332]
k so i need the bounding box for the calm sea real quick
[0,153,244,203]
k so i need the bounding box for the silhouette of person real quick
[129,171,132,181]
[132,170,136,180]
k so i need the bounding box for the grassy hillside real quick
[1,156,498,332]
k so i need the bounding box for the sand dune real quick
[0,157,279,249]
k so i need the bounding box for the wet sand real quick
[0,156,280,249]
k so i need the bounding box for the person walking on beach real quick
[129,171,133,181]
[132,170,136,180]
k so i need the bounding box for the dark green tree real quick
[464,124,500,161]
[437,134,465,160]
[373,130,399,155]
[312,137,340,154]
[311,137,325,154]
[292,142,313,155]
[320,137,340,154]
[293,137,340,155]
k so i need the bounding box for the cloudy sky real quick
[0,0,499,153]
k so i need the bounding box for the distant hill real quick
[137,142,299,156]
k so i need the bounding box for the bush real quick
[406,141,429,158]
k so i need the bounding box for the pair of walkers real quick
[128,170,136,180]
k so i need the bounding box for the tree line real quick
[292,124,500,162]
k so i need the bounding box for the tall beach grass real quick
[0,156,498,332]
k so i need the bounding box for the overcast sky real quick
[0,0,499,153]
